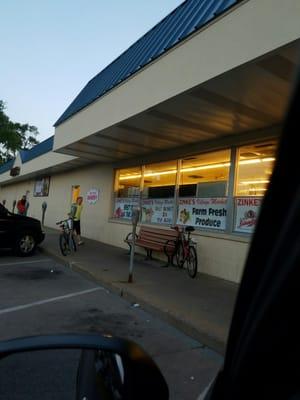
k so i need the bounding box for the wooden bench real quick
[125,226,180,267]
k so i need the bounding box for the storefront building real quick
[1,0,300,282]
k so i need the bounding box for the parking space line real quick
[0,259,51,267]
[0,288,103,315]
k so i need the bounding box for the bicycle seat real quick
[185,226,195,232]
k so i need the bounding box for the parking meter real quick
[128,207,140,283]
[12,200,16,214]
[42,201,47,226]
[131,207,140,227]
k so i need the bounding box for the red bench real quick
[125,226,180,267]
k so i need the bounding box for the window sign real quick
[177,197,227,230]
[114,198,139,219]
[234,197,262,233]
[141,198,174,224]
[34,177,50,197]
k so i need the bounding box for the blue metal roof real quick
[55,0,238,127]
[0,158,15,174]
[0,137,54,176]
[20,136,54,163]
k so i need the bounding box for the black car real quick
[0,203,45,256]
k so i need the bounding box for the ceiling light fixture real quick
[239,157,275,165]
[240,179,270,185]
[248,188,267,192]
[119,157,275,180]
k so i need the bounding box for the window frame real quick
[111,140,277,237]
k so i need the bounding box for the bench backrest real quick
[138,226,179,246]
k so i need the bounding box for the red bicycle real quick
[172,226,198,278]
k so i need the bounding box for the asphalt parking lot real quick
[0,251,222,400]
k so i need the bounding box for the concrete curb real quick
[40,246,226,355]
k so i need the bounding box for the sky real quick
[0,0,183,141]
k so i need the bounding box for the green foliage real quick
[0,100,39,164]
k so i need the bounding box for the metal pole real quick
[128,208,140,283]
[173,159,182,226]
[128,223,137,283]
[226,147,238,234]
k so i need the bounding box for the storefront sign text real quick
[235,197,262,233]
[114,198,139,219]
[141,198,174,225]
[177,197,227,230]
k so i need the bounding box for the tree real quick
[0,100,39,164]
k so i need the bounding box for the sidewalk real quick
[40,228,238,355]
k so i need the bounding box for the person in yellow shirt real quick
[71,196,84,245]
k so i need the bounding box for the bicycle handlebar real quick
[56,220,66,225]
[56,218,72,225]
[171,225,195,233]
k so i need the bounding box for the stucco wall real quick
[0,179,37,216]
[0,163,249,283]
[195,234,248,282]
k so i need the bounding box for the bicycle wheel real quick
[176,242,185,268]
[186,246,198,278]
[70,234,77,252]
[59,233,70,256]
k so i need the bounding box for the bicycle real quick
[172,225,198,278]
[56,217,77,256]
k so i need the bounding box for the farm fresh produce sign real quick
[177,197,227,230]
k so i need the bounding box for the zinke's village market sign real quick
[177,198,227,230]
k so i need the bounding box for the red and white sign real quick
[86,188,99,204]
[234,197,262,233]
[114,198,139,219]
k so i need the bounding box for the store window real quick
[235,141,277,196]
[112,140,277,234]
[141,161,176,224]
[34,177,50,197]
[179,150,230,197]
[177,150,230,230]
[113,167,141,219]
[234,140,277,233]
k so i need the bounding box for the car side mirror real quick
[0,334,169,400]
